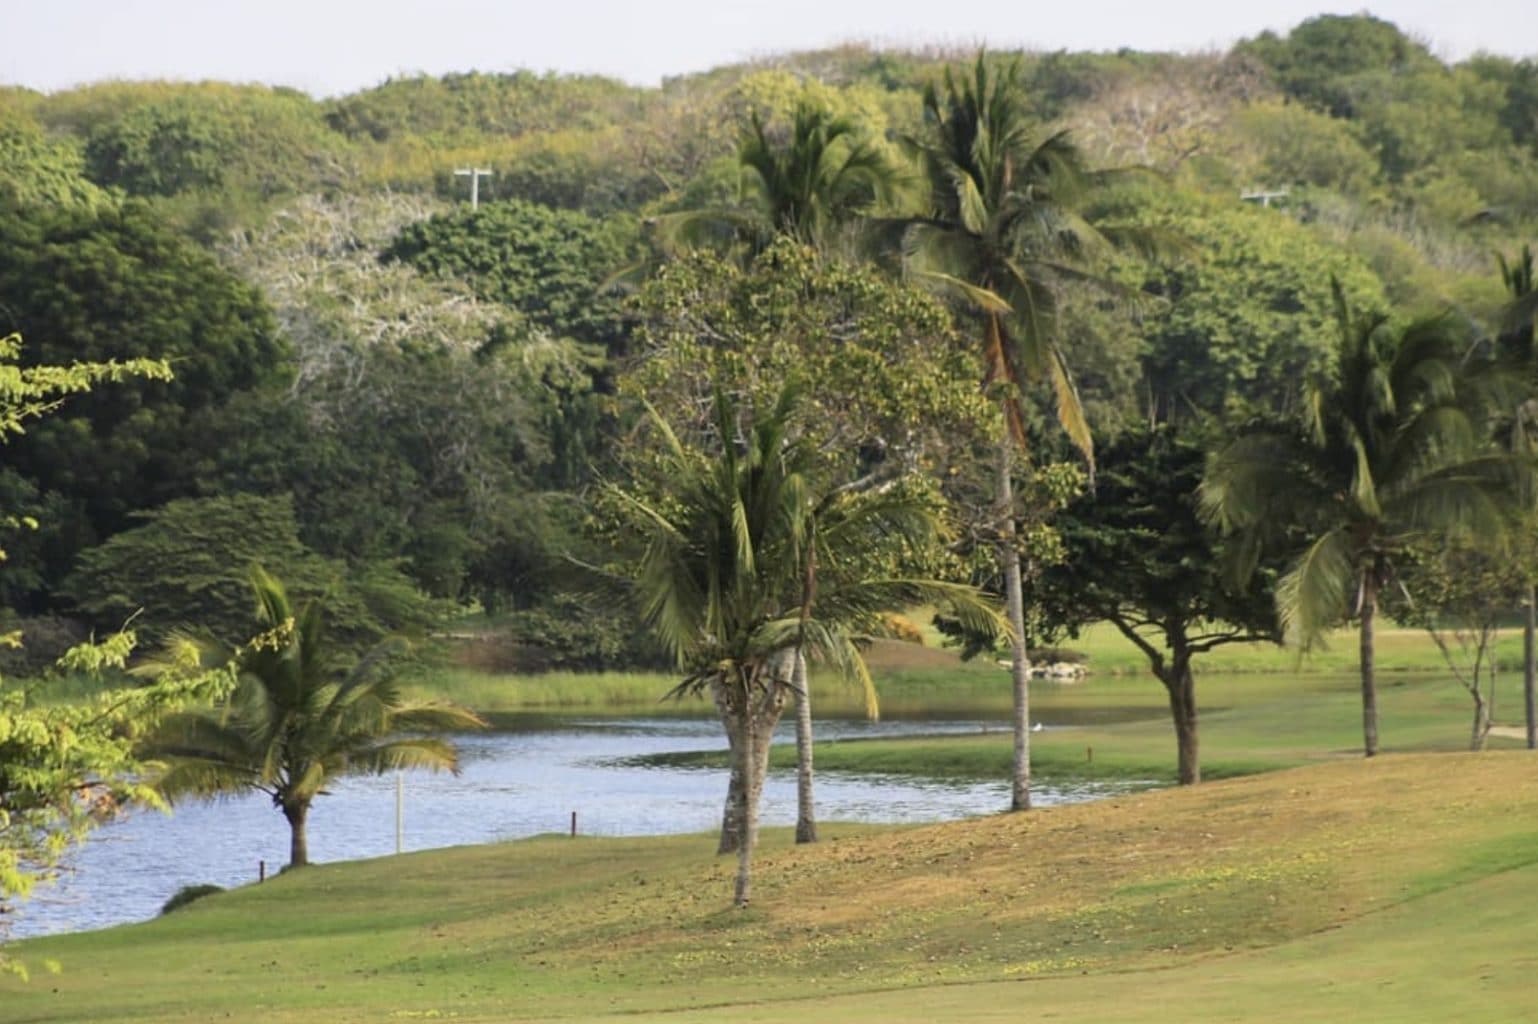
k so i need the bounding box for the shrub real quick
[502,595,665,671]
[0,614,89,678]
[160,883,223,915]
[879,613,926,645]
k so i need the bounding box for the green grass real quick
[407,621,1510,785]
[9,753,1538,1022]
[2,619,1514,1021]
[634,669,1510,785]
[1050,620,1472,675]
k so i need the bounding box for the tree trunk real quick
[734,697,757,908]
[1360,572,1380,758]
[717,750,745,854]
[793,647,816,844]
[996,438,1032,812]
[1525,583,1535,750]
[712,669,787,908]
[1487,638,1498,735]
[283,801,310,868]
[1162,652,1200,785]
[1471,688,1491,751]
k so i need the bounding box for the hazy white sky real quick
[5,1,1531,97]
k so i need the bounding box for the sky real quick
[5,0,1532,97]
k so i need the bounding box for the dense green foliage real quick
[1109,194,1386,421]
[63,494,438,650]
[0,200,286,608]
[1037,426,1278,782]
[384,198,637,353]
[0,336,223,970]
[1202,291,1517,755]
[0,114,109,208]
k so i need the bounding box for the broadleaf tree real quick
[1036,425,1278,784]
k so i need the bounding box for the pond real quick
[7,714,1134,940]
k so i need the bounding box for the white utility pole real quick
[395,771,404,854]
[454,167,494,209]
[1240,188,1290,208]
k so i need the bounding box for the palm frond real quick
[385,702,489,734]
[1047,342,1094,471]
[908,268,1012,314]
[345,737,464,776]
[153,759,267,803]
[1276,527,1357,650]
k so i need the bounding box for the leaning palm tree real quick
[887,53,1162,810]
[145,569,485,867]
[660,101,899,259]
[1202,286,1514,756]
[616,384,1001,906]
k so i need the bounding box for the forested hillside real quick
[0,12,1534,669]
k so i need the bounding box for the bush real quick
[160,883,223,915]
[502,595,665,671]
[0,614,89,678]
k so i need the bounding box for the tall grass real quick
[404,621,1465,718]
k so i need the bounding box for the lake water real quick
[7,715,1127,940]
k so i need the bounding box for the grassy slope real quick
[9,753,1538,1023]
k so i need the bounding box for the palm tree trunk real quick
[735,699,757,908]
[1360,571,1380,758]
[714,670,787,907]
[283,801,310,868]
[793,647,816,843]
[718,753,745,854]
[1525,583,1535,750]
[996,439,1032,812]
[715,685,745,855]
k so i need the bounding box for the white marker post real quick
[395,771,404,855]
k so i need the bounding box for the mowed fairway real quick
[8,752,1538,1023]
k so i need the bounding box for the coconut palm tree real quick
[617,384,1001,906]
[146,569,484,867]
[659,101,899,259]
[888,53,1162,810]
[1202,285,1513,756]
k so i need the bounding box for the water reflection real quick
[9,716,1131,939]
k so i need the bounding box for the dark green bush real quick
[502,595,665,671]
